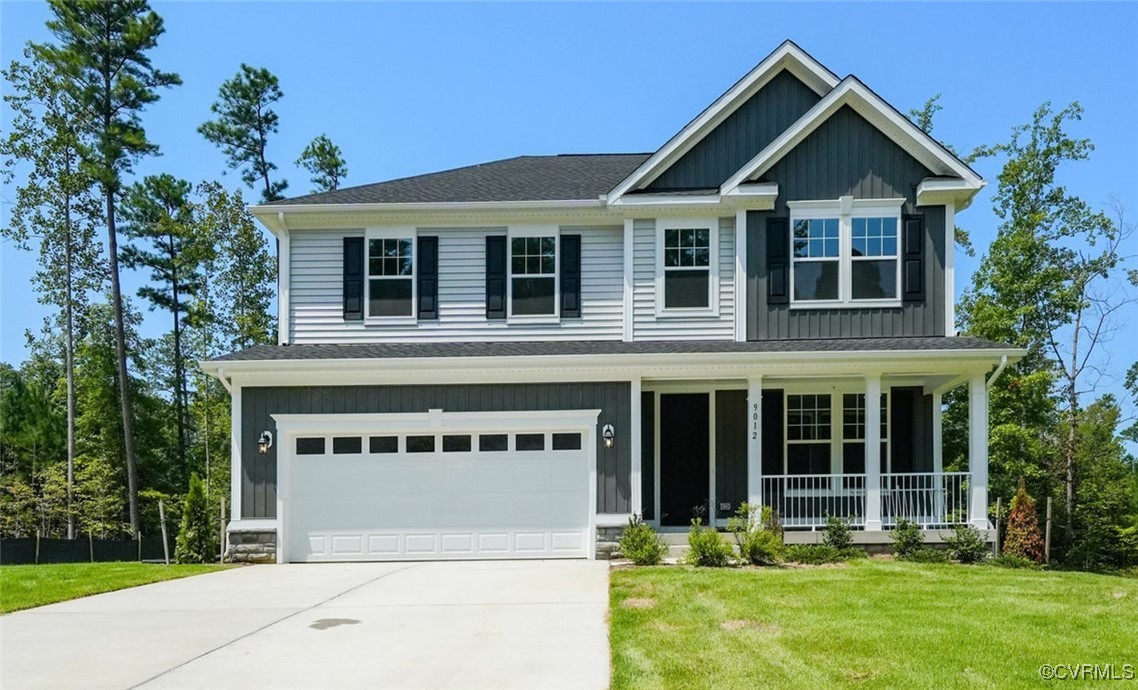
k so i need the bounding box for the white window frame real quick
[655,217,720,318]
[782,388,891,476]
[507,224,560,323]
[788,197,904,309]
[365,227,417,324]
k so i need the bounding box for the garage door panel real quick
[286,423,591,562]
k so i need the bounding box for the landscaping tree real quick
[1067,396,1133,571]
[34,0,181,536]
[1003,482,1044,563]
[962,102,1125,548]
[296,134,348,193]
[1,56,106,539]
[120,174,205,485]
[174,472,214,563]
[199,64,288,203]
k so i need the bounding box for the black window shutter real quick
[485,235,507,320]
[766,217,790,305]
[416,236,439,320]
[902,214,924,302]
[343,237,364,320]
[560,234,581,319]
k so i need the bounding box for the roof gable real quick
[645,69,821,191]
[721,76,983,196]
[606,41,840,201]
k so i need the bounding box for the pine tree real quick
[296,134,348,193]
[175,472,214,563]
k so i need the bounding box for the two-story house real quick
[202,41,1022,563]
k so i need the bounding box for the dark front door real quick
[659,393,710,527]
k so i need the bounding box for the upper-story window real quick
[509,226,558,318]
[656,218,719,316]
[367,228,415,319]
[789,197,903,309]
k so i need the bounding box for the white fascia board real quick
[606,41,839,203]
[250,199,608,234]
[608,194,723,207]
[272,408,602,435]
[916,177,986,211]
[721,77,985,196]
[201,347,1025,386]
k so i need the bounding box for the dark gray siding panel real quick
[241,382,631,519]
[648,70,821,190]
[641,391,655,521]
[746,106,947,340]
[715,390,747,520]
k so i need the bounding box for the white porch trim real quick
[968,373,990,528]
[630,376,643,517]
[864,374,883,530]
[746,376,763,508]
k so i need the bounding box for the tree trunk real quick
[170,233,187,485]
[106,189,141,536]
[64,178,76,541]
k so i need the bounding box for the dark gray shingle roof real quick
[271,154,651,206]
[210,337,1014,362]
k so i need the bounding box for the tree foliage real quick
[199,64,288,202]
[174,472,215,563]
[1003,482,1044,563]
[296,134,348,193]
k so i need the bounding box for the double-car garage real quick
[274,409,599,562]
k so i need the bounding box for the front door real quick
[659,393,710,527]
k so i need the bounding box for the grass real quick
[611,559,1138,689]
[0,562,229,614]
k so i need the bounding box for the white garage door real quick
[277,411,596,562]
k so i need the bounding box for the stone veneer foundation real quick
[227,528,276,564]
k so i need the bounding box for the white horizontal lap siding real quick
[288,227,624,344]
[632,217,735,341]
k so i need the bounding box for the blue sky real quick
[2,2,1136,427]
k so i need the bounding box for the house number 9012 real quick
[752,402,759,440]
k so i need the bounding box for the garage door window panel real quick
[332,436,363,454]
[406,435,435,453]
[296,437,326,455]
[443,434,472,452]
[516,433,545,451]
[479,434,508,452]
[369,436,398,454]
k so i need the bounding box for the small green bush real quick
[990,553,1041,569]
[783,544,865,564]
[727,503,783,565]
[822,515,853,550]
[618,515,667,565]
[174,473,214,564]
[903,546,950,563]
[891,519,925,559]
[686,518,734,567]
[943,524,991,564]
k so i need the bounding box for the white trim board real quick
[720,76,984,199]
[607,41,839,203]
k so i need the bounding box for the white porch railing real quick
[880,472,970,528]
[761,474,866,529]
[761,472,972,530]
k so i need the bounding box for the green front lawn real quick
[611,559,1137,689]
[0,562,228,614]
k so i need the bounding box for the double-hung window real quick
[657,218,718,314]
[367,228,415,319]
[789,197,903,308]
[785,394,832,475]
[840,393,889,475]
[509,227,558,318]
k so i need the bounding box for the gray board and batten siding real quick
[646,70,822,191]
[746,105,948,340]
[240,383,631,519]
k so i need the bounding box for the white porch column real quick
[932,392,945,521]
[630,377,643,518]
[230,384,242,523]
[746,376,763,509]
[968,373,990,528]
[864,375,883,530]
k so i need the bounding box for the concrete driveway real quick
[1,560,610,690]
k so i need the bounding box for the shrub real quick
[618,515,668,565]
[1003,482,1044,563]
[943,524,991,563]
[686,518,734,567]
[174,473,214,564]
[759,505,783,536]
[822,515,853,550]
[990,553,1041,569]
[903,547,950,563]
[727,503,783,565]
[783,544,865,564]
[891,519,925,559]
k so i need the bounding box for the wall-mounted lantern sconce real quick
[257,430,273,455]
[602,424,615,448]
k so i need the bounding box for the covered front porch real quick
[635,368,997,538]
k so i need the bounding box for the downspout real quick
[985,355,1008,389]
